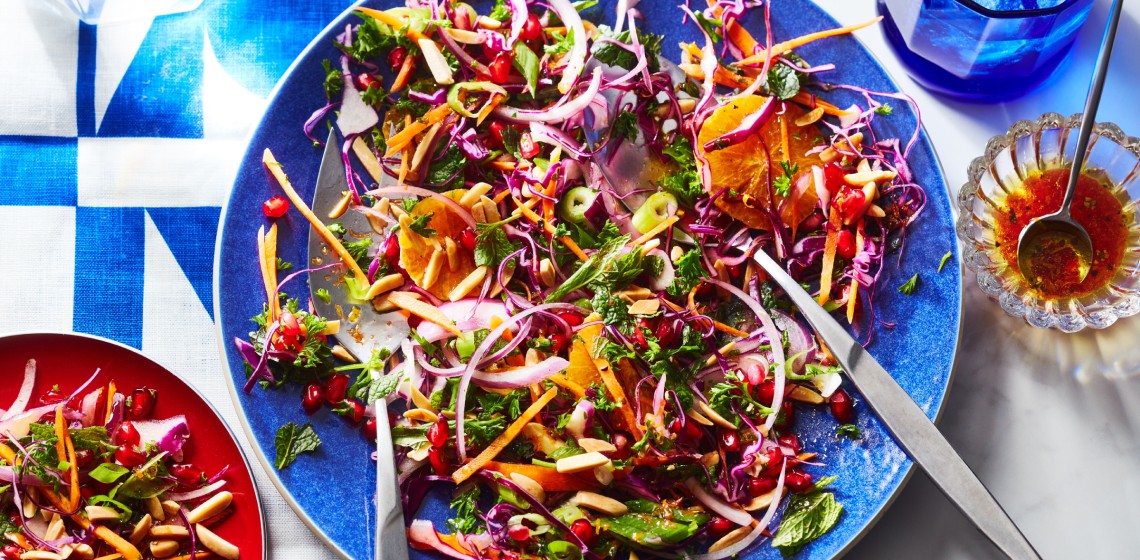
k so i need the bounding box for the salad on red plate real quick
[236,0,935,558]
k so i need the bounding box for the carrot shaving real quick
[489,315,514,342]
[476,93,504,126]
[387,291,462,336]
[483,461,596,491]
[453,388,558,483]
[513,195,588,262]
[791,92,848,117]
[631,216,679,247]
[819,207,841,305]
[53,406,67,475]
[493,189,512,204]
[737,17,883,66]
[713,320,751,339]
[104,381,116,425]
[263,149,367,282]
[385,104,452,157]
[577,321,642,439]
[65,424,79,511]
[0,443,15,465]
[391,53,416,93]
[256,225,278,320]
[356,7,429,42]
[847,223,864,322]
[37,482,142,560]
[547,372,587,399]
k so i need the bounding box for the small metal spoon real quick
[1016,0,1122,288]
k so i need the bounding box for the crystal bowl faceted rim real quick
[957,112,1140,332]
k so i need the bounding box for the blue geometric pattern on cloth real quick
[0,136,78,206]
[147,206,221,319]
[73,206,146,348]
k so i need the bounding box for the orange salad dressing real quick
[995,168,1131,299]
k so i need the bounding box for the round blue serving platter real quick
[214,2,963,558]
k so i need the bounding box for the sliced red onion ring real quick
[684,478,753,527]
[165,479,227,502]
[133,415,191,457]
[365,185,477,230]
[407,520,479,559]
[0,359,36,421]
[506,0,528,47]
[644,248,675,292]
[414,300,510,343]
[549,0,588,94]
[471,356,569,389]
[494,68,603,124]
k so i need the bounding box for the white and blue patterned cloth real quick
[0,1,357,556]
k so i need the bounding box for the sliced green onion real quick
[558,186,599,226]
[632,192,679,233]
[546,541,583,560]
[447,82,509,118]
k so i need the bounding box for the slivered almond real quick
[627,299,660,316]
[22,494,36,519]
[145,497,165,522]
[129,514,153,544]
[572,491,628,516]
[195,524,240,560]
[700,452,719,470]
[788,385,825,405]
[479,195,500,222]
[85,505,120,523]
[697,401,737,430]
[444,237,459,271]
[187,492,233,525]
[670,245,685,263]
[376,197,391,216]
[794,107,825,127]
[555,452,610,474]
[318,320,341,336]
[524,348,541,366]
[639,238,661,254]
[704,341,736,367]
[708,525,753,552]
[421,249,445,290]
[388,291,462,336]
[409,382,436,413]
[365,274,404,300]
[476,15,502,29]
[687,409,714,426]
[509,473,546,503]
[844,170,896,186]
[489,262,514,298]
[471,202,487,223]
[150,525,190,540]
[578,438,617,454]
[330,345,355,363]
[866,204,886,218]
[594,464,614,485]
[403,408,439,423]
[538,259,556,287]
[161,500,181,516]
[448,266,488,302]
[20,552,64,560]
[442,27,482,44]
[70,544,95,560]
[616,287,652,301]
[856,158,872,174]
[44,514,64,540]
[150,541,179,559]
[328,190,352,220]
[460,183,493,207]
[819,132,864,163]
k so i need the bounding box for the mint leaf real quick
[475,219,521,269]
[835,424,862,440]
[512,42,540,95]
[772,488,844,553]
[897,274,920,296]
[367,371,405,404]
[274,422,322,470]
[407,212,437,237]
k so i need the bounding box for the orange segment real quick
[698,96,821,230]
[398,190,478,299]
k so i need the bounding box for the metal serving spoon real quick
[1016,0,1123,288]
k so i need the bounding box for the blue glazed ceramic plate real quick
[214,2,962,559]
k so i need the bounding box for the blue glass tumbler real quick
[878,0,1095,101]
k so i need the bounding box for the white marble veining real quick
[816,1,1140,558]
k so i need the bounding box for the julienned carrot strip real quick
[483,461,596,492]
[513,196,589,262]
[263,149,367,282]
[257,224,280,319]
[0,442,15,465]
[388,291,462,336]
[38,482,142,560]
[705,0,762,55]
[385,104,452,157]
[631,216,679,247]
[64,424,80,511]
[489,316,514,342]
[453,388,558,484]
[737,17,883,66]
[578,322,642,439]
[53,406,67,477]
[818,207,841,305]
[355,7,429,42]
[104,381,117,425]
[390,53,416,93]
[791,92,848,117]
[847,223,864,322]
[713,320,751,339]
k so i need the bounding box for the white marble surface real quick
[816,1,1140,558]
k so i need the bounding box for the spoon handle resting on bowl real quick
[751,249,1041,560]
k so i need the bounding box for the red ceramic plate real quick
[0,332,266,559]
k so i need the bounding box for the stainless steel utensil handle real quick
[376,406,409,560]
[1063,0,1123,216]
[753,250,1041,560]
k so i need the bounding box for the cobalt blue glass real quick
[878,0,1095,101]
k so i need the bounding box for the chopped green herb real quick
[938,251,953,273]
[315,288,331,305]
[875,103,893,116]
[611,111,639,142]
[475,219,522,269]
[275,257,293,271]
[321,59,343,99]
[274,422,322,470]
[447,484,484,534]
[836,424,862,440]
[897,274,920,296]
[544,27,575,56]
[774,160,799,197]
[772,481,844,553]
[406,212,437,237]
[667,249,706,298]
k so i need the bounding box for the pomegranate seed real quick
[785,469,814,493]
[302,383,325,414]
[835,188,866,220]
[507,524,531,543]
[776,401,795,430]
[115,446,147,468]
[382,234,401,267]
[279,310,304,339]
[3,545,22,560]
[39,387,64,405]
[127,388,157,420]
[829,389,855,423]
[719,430,740,452]
[459,228,477,252]
[520,14,543,41]
[654,321,677,347]
[427,417,449,448]
[363,417,378,442]
[262,195,289,218]
[488,52,512,83]
[325,373,350,404]
[549,332,570,354]
[388,46,408,71]
[757,380,776,406]
[836,229,856,260]
[355,72,381,92]
[518,132,539,159]
[112,421,141,447]
[428,446,450,476]
[749,476,778,497]
[170,464,205,487]
[761,447,785,477]
[335,399,366,425]
[707,516,734,539]
[631,326,647,351]
[570,518,596,546]
[488,121,507,148]
[74,449,94,468]
[822,163,846,193]
[778,434,801,454]
[556,311,583,327]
